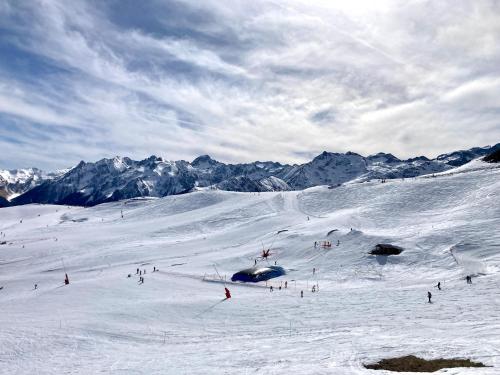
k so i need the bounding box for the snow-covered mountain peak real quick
[192,155,219,169]
[0,168,64,202]
[367,152,401,164]
[5,142,500,207]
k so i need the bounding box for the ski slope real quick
[1,161,499,374]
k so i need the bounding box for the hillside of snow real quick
[0,161,499,374]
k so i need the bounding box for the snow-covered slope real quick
[1,163,499,374]
[9,143,500,206]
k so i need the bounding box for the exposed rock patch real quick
[483,148,500,163]
[364,355,486,372]
[370,243,404,255]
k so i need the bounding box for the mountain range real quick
[1,143,499,207]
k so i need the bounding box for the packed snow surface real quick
[1,162,499,374]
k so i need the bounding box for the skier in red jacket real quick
[225,287,231,299]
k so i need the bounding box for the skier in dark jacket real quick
[427,291,432,303]
[436,282,441,290]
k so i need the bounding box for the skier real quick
[64,273,69,285]
[139,270,142,276]
[427,291,432,303]
[279,286,282,290]
[337,240,340,246]
[314,241,317,248]
[153,266,156,272]
[285,281,288,289]
[436,282,441,290]
[274,261,277,265]
[34,284,37,290]
[225,287,231,299]
[270,286,273,292]
[144,269,146,274]
[300,290,303,298]
[312,285,316,293]
[313,267,316,275]
[254,259,257,266]
[136,268,139,274]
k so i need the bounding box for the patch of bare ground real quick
[364,355,487,372]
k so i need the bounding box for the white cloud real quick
[0,0,499,170]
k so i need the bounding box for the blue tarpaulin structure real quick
[231,266,285,283]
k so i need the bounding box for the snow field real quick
[1,163,499,374]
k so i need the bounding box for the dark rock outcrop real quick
[0,196,10,208]
[483,148,500,163]
[370,244,404,256]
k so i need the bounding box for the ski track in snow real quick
[0,165,500,374]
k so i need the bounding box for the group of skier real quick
[314,240,340,248]
[428,275,473,303]
[134,266,159,285]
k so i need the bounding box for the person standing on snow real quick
[436,282,441,290]
[427,291,432,303]
[225,287,231,299]
[300,290,303,298]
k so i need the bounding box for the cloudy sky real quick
[0,0,499,169]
